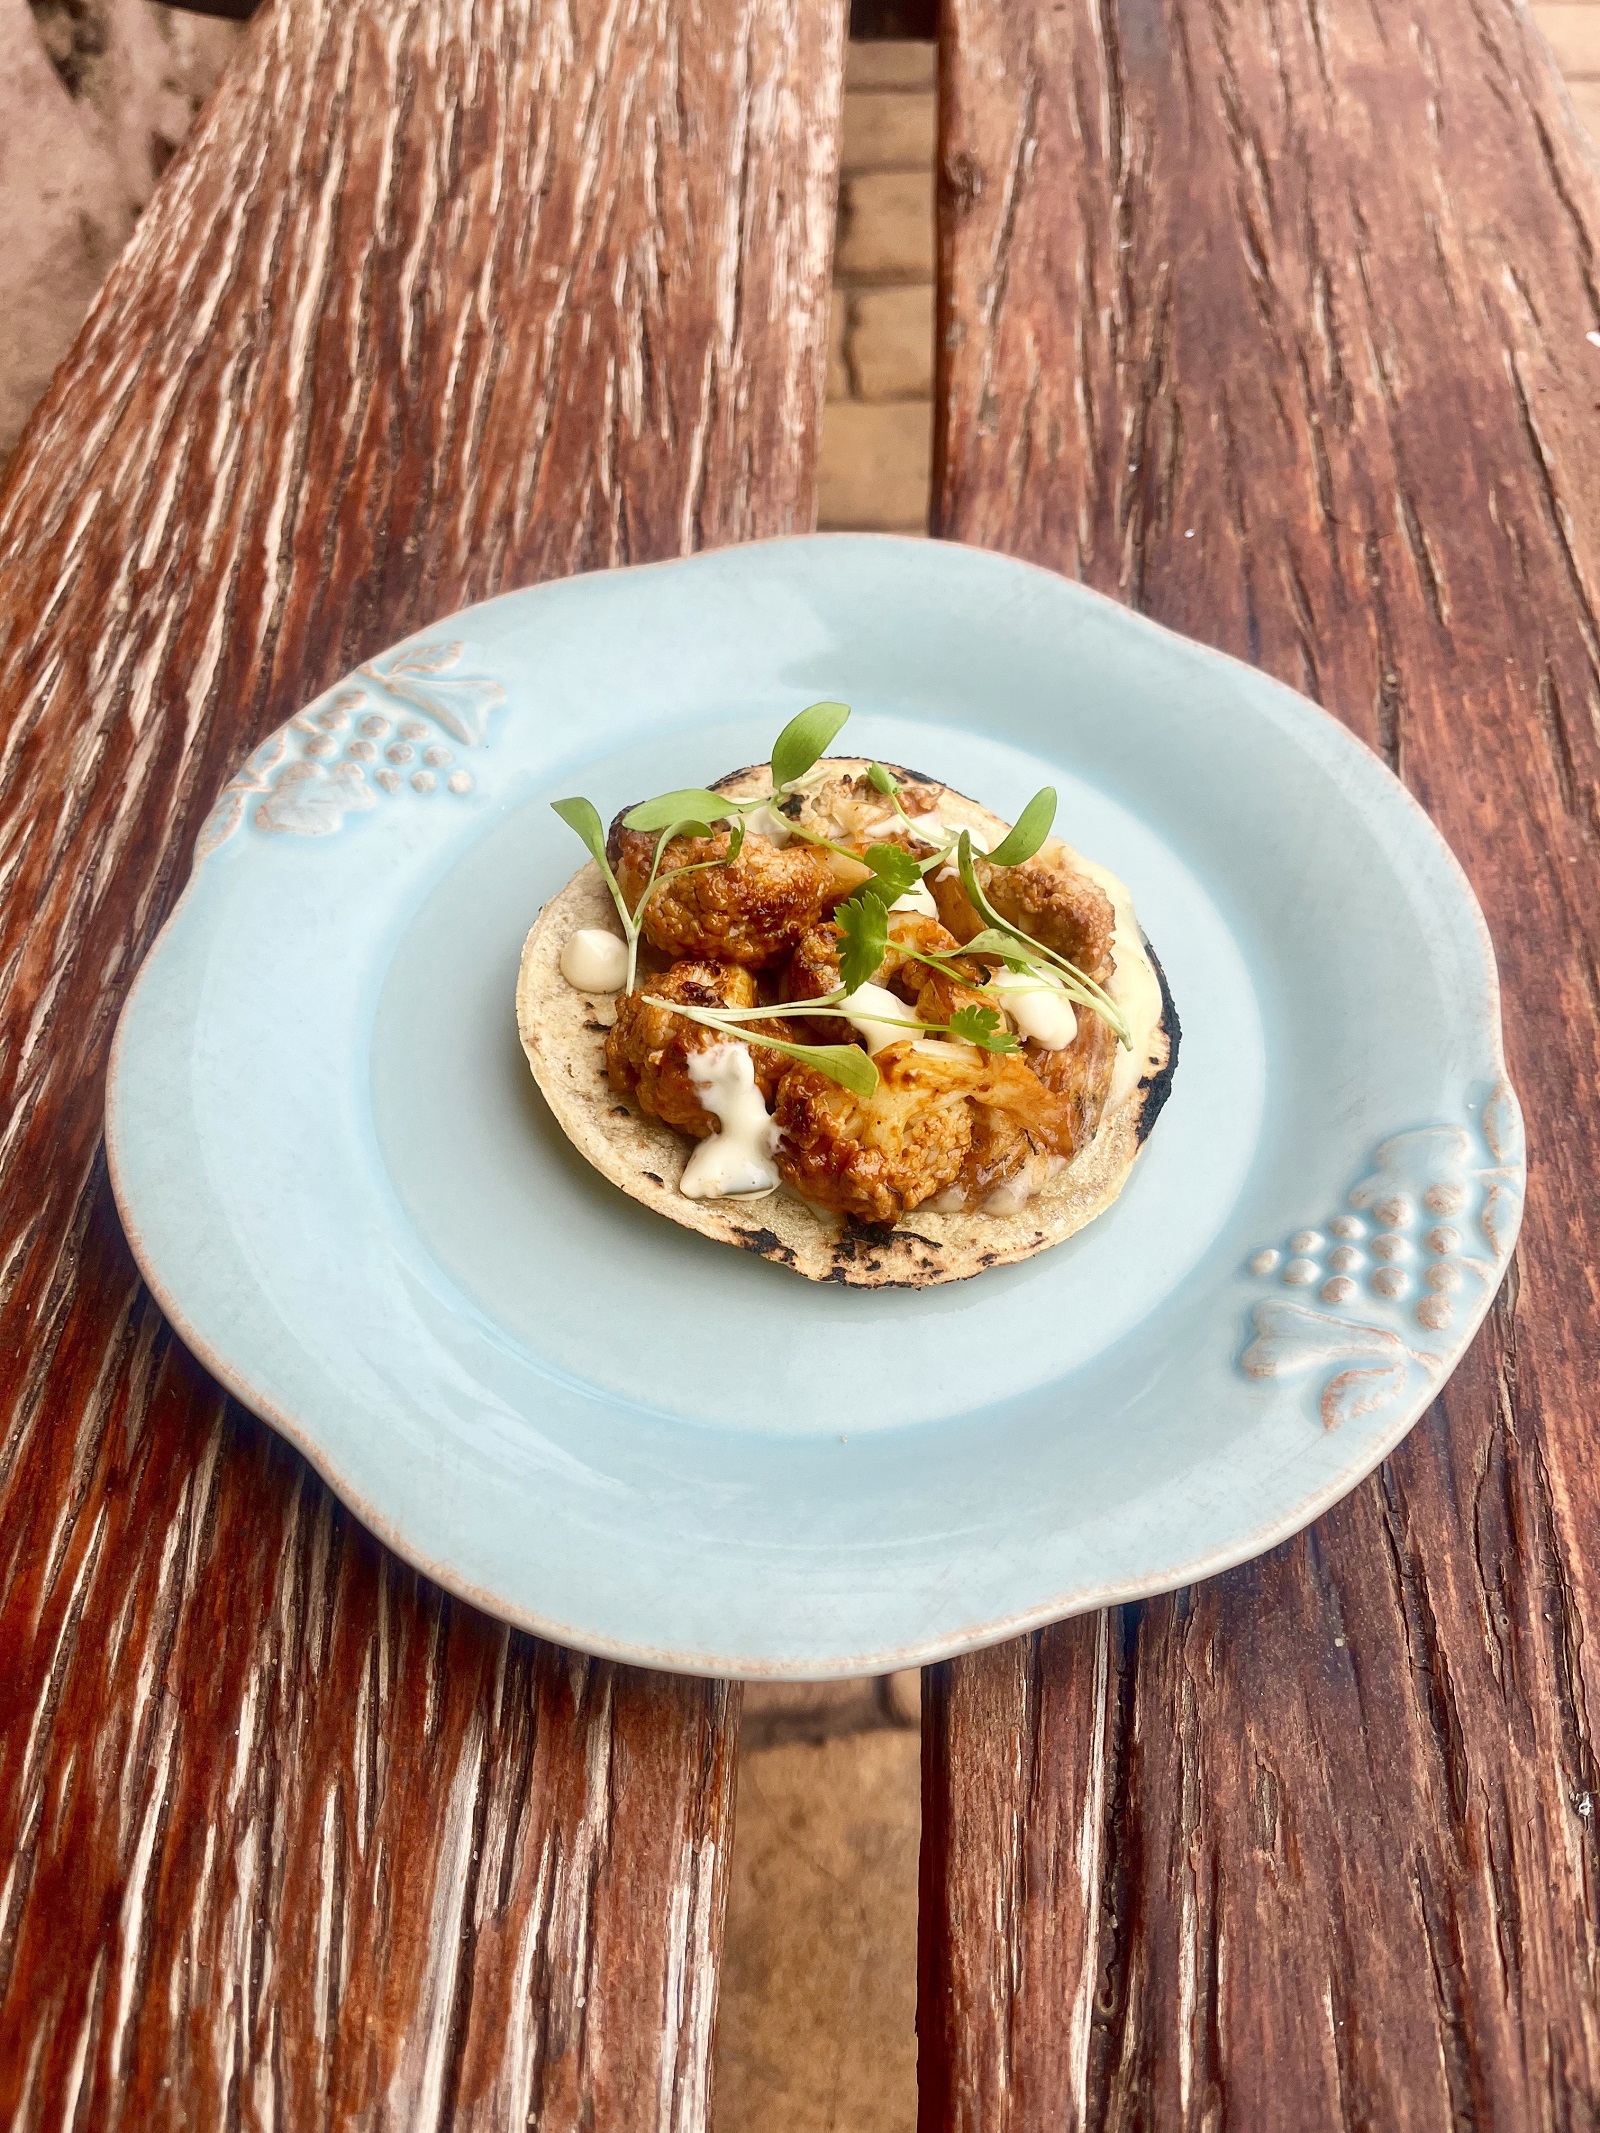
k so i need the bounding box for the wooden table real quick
[2,1,1597,2125]
[920,0,1600,2124]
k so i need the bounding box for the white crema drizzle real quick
[679,1044,781,1199]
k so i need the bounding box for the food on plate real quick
[516,701,1177,1286]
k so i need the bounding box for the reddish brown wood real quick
[923,0,1600,2123]
[0,0,844,2123]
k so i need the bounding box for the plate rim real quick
[104,531,1524,1678]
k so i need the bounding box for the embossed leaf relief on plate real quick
[196,640,506,856]
[1240,1080,1524,1430]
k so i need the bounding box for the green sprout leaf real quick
[781,1040,880,1099]
[961,927,1042,973]
[985,787,1057,868]
[623,788,729,834]
[947,1004,1021,1054]
[861,843,922,903]
[867,762,899,796]
[552,795,631,934]
[955,832,1132,1046]
[955,832,993,934]
[643,995,880,1100]
[835,893,889,993]
[551,795,609,866]
[770,700,851,789]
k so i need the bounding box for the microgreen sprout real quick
[641,980,1023,1102]
[770,700,851,788]
[554,710,1119,1043]
[867,762,949,857]
[622,788,730,833]
[551,796,742,991]
[869,762,1057,877]
[985,787,1058,868]
[954,832,1131,1046]
[641,996,881,1099]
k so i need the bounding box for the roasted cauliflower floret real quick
[780,920,840,998]
[878,914,972,1002]
[779,912,974,1021]
[779,769,945,848]
[773,1040,1074,1223]
[1027,1002,1119,1153]
[933,1017,1117,1210]
[773,1049,974,1223]
[606,961,784,1137]
[940,1106,1033,1209]
[608,820,842,969]
[931,841,1115,979]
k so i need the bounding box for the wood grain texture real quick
[923,0,1600,2123]
[0,0,844,2124]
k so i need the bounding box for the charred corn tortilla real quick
[517,760,1178,1289]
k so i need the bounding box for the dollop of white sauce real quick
[889,876,938,916]
[733,798,791,846]
[679,1045,781,1199]
[983,965,1078,1048]
[560,927,629,992]
[838,982,920,1054]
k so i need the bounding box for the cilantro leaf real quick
[835,892,889,993]
[986,787,1057,867]
[770,701,851,788]
[862,843,922,902]
[623,788,730,833]
[947,1004,1021,1054]
[867,762,899,796]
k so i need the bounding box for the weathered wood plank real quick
[0,0,844,2123]
[922,0,1600,2122]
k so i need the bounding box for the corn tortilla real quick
[516,760,1177,1288]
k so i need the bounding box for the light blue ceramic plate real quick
[106,536,1523,1677]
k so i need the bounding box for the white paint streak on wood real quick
[313,1780,340,2052]
[1067,1612,1110,2125]
[111,1691,178,2079]
[58,1948,104,2133]
[385,1705,487,2129]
